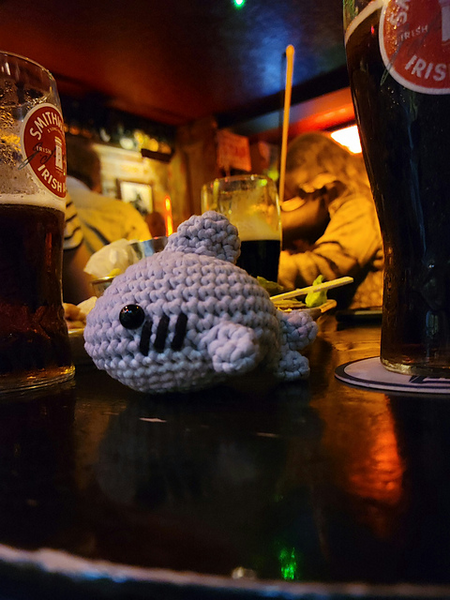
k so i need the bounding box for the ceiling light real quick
[330,124,362,154]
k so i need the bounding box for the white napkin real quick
[84,239,141,278]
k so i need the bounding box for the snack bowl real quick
[90,275,116,298]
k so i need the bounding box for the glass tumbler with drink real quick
[344,0,450,376]
[0,52,74,393]
[201,174,282,282]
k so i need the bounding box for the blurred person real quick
[278,132,383,309]
[145,210,167,238]
[63,196,93,305]
[65,135,151,256]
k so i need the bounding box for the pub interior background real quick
[0,0,356,232]
[6,3,450,599]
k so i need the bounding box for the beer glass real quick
[201,174,282,281]
[0,52,74,393]
[344,0,450,376]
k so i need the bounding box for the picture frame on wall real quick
[117,180,153,216]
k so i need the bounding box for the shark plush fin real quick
[165,211,241,264]
[201,322,260,374]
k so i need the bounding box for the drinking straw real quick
[278,44,295,205]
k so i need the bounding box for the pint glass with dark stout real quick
[345,0,450,376]
[201,175,282,282]
[0,52,74,393]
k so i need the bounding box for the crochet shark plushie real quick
[84,211,318,394]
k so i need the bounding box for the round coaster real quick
[335,357,450,395]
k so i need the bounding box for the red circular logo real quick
[380,0,450,94]
[21,104,66,199]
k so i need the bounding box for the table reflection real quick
[0,385,76,549]
[0,318,449,597]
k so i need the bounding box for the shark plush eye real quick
[119,304,146,329]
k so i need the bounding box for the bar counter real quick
[1,314,450,599]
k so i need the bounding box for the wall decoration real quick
[117,180,153,216]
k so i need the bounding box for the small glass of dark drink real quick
[201,174,282,282]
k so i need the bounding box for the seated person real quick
[278,132,383,309]
[63,195,93,305]
[65,135,151,256]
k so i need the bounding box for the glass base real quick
[381,357,450,379]
[0,365,75,397]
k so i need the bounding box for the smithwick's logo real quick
[20,103,66,199]
[380,0,450,94]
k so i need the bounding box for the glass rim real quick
[203,173,275,189]
[0,50,56,81]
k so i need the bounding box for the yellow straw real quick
[278,45,295,206]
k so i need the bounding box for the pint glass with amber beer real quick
[0,52,74,393]
[345,0,450,376]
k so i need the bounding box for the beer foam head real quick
[0,192,65,212]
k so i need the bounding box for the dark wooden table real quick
[1,315,450,599]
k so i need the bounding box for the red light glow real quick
[164,195,174,235]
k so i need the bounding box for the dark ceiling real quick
[0,0,349,132]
